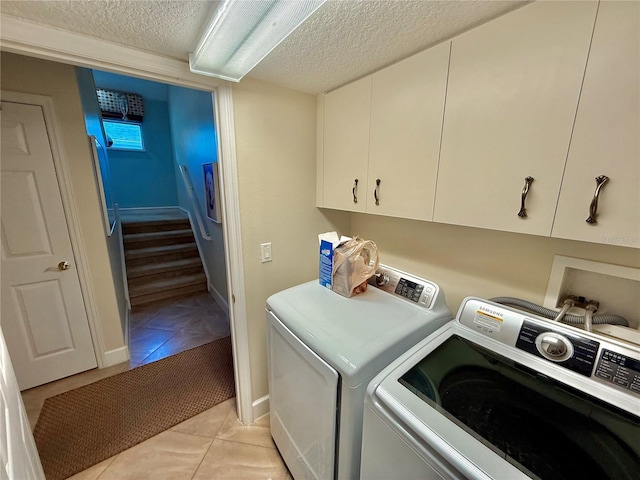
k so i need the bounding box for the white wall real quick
[75,67,129,338]
[351,213,640,317]
[1,53,126,351]
[232,78,351,399]
[167,85,228,302]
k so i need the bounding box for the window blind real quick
[96,89,144,121]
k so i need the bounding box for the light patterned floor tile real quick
[182,312,230,337]
[141,332,217,364]
[67,457,116,480]
[193,439,289,480]
[98,430,211,480]
[216,405,274,448]
[171,397,235,438]
[128,327,179,365]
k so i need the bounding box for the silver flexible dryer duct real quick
[489,297,629,327]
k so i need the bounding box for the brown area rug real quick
[33,337,235,480]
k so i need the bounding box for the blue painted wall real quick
[168,86,227,301]
[105,99,179,208]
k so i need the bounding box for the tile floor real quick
[68,398,291,480]
[127,291,231,366]
[21,292,291,479]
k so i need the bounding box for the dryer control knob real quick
[375,272,390,286]
[535,332,573,362]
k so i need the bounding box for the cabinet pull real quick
[517,176,534,218]
[374,179,381,206]
[352,179,358,203]
[586,175,609,224]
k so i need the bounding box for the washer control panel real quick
[595,350,640,394]
[368,265,437,309]
[516,320,599,377]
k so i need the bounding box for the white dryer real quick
[266,265,452,480]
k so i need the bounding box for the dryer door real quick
[267,310,339,480]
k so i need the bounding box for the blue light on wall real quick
[106,99,178,208]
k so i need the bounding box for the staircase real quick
[122,217,207,307]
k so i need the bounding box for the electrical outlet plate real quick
[544,255,640,330]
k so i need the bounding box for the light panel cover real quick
[190,0,326,82]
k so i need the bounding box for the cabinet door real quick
[322,76,371,212]
[368,42,450,220]
[552,2,639,248]
[434,1,598,235]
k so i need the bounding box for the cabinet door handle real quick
[517,176,534,218]
[586,175,609,224]
[352,179,359,203]
[374,179,381,206]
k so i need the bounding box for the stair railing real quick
[179,164,212,241]
[113,203,131,340]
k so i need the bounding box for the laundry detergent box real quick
[318,232,380,297]
[319,240,334,289]
[318,232,350,290]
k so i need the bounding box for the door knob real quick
[58,261,70,271]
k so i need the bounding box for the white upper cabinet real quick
[322,76,371,212]
[319,42,450,218]
[433,1,598,236]
[551,2,639,249]
[368,42,450,220]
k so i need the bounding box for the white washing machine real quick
[266,264,452,480]
[360,297,640,480]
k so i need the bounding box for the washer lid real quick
[266,281,452,387]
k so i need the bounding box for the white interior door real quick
[0,325,45,479]
[1,100,97,391]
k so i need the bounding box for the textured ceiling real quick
[250,0,527,94]
[0,0,220,59]
[1,0,527,94]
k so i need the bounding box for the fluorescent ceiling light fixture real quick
[190,0,326,82]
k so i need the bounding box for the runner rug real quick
[33,337,235,480]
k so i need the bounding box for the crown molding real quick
[0,15,222,91]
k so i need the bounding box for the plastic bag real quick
[331,237,379,297]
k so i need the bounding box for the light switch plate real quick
[261,243,272,263]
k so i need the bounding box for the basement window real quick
[103,120,144,151]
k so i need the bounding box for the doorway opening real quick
[89,68,230,360]
[16,67,234,428]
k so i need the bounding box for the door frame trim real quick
[0,15,223,92]
[1,19,254,422]
[214,86,253,423]
[1,91,104,367]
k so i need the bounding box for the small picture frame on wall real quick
[203,162,221,223]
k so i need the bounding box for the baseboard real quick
[209,283,230,318]
[123,304,130,347]
[102,345,130,367]
[118,206,183,215]
[252,394,270,421]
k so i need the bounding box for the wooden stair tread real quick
[125,243,198,259]
[128,272,206,298]
[122,219,191,235]
[122,217,207,307]
[124,229,194,242]
[122,218,189,228]
[127,258,202,279]
[129,283,207,307]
